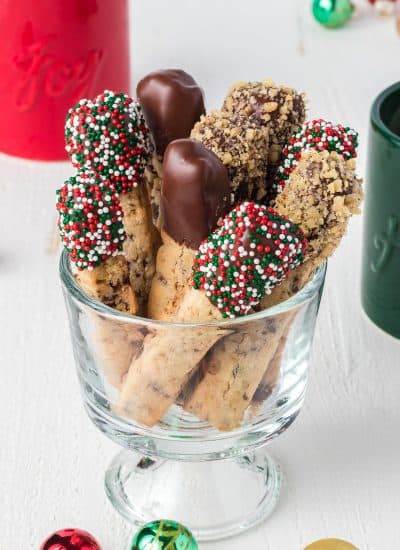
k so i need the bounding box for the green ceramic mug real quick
[362,82,400,339]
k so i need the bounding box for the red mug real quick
[0,0,130,161]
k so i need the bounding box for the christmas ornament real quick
[40,528,101,550]
[312,0,355,28]
[130,520,198,550]
[368,0,396,16]
[304,539,359,550]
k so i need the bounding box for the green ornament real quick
[312,0,354,28]
[130,520,198,550]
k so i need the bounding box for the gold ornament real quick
[304,539,360,550]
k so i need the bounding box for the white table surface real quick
[1,1,400,549]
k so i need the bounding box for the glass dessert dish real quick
[60,250,326,542]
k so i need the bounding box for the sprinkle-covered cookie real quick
[56,171,125,270]
[65,90,151,194]
[193,201,307,318]
[274,119,358,197]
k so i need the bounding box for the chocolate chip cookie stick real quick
[57,172,139,388]
[184,203,307,431]
[115,289,226,427]
[117,202,305,427]
[147,139,230,320]
[65,90,159,309]
[253,119,363,407]
[137,69,205,229]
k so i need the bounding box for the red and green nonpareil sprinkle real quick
[274,119,359,197]
[193,201,307,318]
[65,90,151,194]
[56,171,125,270]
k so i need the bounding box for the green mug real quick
[362,82,400,339]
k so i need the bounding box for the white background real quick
[1,1,400,549]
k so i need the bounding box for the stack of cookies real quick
[57,70,363,431]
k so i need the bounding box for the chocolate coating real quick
[137,69,205,156]
[161,139,231,249]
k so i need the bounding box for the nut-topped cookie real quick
[273,119,361,262]
[191,110,269,202]
[223,80,306,150]
[222,79,306,200]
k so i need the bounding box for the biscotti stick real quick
[250,313,296,416]
[119,185,160,307]
[118,201,305,427]
[144,154,163,230]
[65,90,159,308]
[147,139,231,320]
[222,80,306,199]
[184,313,294,431]
[258,119,361,308]
[259,119,361,308]
[57,172,139,388]
[184,203,307,430]
[191,110,269,202]
[116,289,226,426]
[76,257,142,389]
[252,119,363,406]
[137,69,205,229]
[272,120,362,261]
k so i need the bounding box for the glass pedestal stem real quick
[104,448,282,542]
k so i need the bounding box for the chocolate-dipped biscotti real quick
[252,119,363,408]
[183,203,307,430]
[57,172,140,388]
[58,70,363,433]
[65,91,159,310]
[222,80,306,198]
[137,69,205,229]
[117,202,306,427]
[185,120,362,430]
[262,119,362,308]
[147,138,231,320]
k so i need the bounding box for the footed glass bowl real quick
[60,250,326,542]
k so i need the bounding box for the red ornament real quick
[40,528,101,550]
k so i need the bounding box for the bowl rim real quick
[371,81,400,146]
[59,249,327,328]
